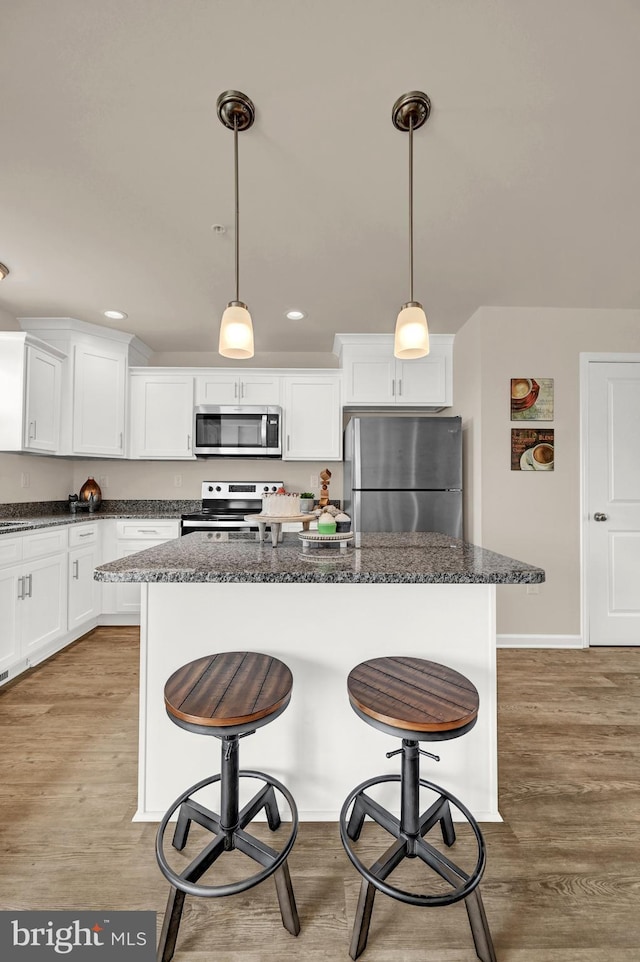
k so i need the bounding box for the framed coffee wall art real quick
[511,429,555,471]
[511,377,554,420]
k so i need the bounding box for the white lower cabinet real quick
[68,523,101,630]
[101,520,180,618]
[0,528,68,681]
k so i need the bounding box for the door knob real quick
[594,512,608,521]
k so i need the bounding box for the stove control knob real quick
[207,485,214,492]
[215,486,222,492]
[263,486,269,492]
[271,486,277,492]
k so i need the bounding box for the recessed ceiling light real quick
[211,224,226,234]
[286,310,307,321]
[0,263,9,280]
[103,310,128,320]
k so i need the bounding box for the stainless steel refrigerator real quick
[343,416,463,544]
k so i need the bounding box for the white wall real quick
[453,306,640,638]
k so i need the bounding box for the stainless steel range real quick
[180,481,283,536]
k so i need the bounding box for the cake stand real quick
[244,513,315,547]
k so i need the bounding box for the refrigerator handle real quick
[353,417,362,490]
[353,491,362,548]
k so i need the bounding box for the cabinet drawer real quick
[0,537,23,567]
[22,527,68,560]
[116,520,179,540]
[68,522,99,547]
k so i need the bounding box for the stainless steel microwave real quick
[193,405,282,458]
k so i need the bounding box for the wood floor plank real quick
[1,633,639,959]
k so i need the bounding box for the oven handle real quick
[261,414,268,449]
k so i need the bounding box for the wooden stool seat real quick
[347,655,479,735]
[164,651,293,730]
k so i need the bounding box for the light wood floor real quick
[1,629,639,961]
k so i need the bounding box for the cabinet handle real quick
[119,432,123,449]
[17,576,25,601]
[137,529,159,534]
[78,532,93,538]
[398,379,402,397]
[26,573,33,598]
[391,379,395,396]
[28,420,36,440]
[187,434,191,451]
[287,434,290,452]
[234,381,238,398]
[73,560,79,580]
[240,382,244,399]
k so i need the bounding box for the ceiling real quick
[1,0,639,357]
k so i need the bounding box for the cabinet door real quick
[239,374,282,405]
[344,351,395,404]
[396,354,448,406]
[0,564,22,674]
[114,541,160,614]
[130,375,194,458]
[72,344,126,456]
[194,374,240,405]
[68,544,100,630]
[24,345,62,452]
[22,553,68,657]
[283,375,342,460]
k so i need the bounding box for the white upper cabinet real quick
[194,371,282,406]
[72,342,127,456]
[129,372,195,459]
[334,334,454,409]
[282,372,342,460]
[0,333,64,454]
[18,317,152,458]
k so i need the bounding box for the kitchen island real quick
[95,531,544,823]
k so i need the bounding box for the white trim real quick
[579,352,640,649]
[497,633,583,649]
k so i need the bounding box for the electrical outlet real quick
[99,475,109,489]
[174,474,183,488]
[21,472,30,488]
[310,474,319,491]
[526,584,540,595]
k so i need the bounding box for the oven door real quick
[194,405,281,458]
[180,518,261,537]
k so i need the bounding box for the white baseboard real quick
[98,613,140,626]
[497,633,584,649]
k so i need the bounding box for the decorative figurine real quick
[318,468,332,508]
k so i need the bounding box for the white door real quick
[24,345,61,452]
[586,358,640,645]
[22,553,68,656]
[68,544,100,630]
[129,375,194,458]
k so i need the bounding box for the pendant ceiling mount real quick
[392,91,431,133]
[216,90,255,132]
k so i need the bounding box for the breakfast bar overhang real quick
[94,532,544,823]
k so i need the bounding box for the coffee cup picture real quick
[531,442,554,469]
[511,378,532,400]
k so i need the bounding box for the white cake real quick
[261,493,301,517]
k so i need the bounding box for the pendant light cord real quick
[234,114,240,303]
[409,115,414,303]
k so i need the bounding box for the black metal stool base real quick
[156,735,299,962]
[340,740,496,962]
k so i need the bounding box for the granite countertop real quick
[0,500,193,534]
[93,531,545,585]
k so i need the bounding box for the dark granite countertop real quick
[93,531,545,585]
[0,500,191,534]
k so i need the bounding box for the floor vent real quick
[0,670,8,682]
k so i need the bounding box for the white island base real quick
[135,581,499,823]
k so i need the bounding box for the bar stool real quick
[340,656,496,962]
[156,651,300,962]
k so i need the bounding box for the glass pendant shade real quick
[218,301,254,359]
[394,302,429,359]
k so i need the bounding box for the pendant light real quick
[392,91,431,359]
[217,90,255,359]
